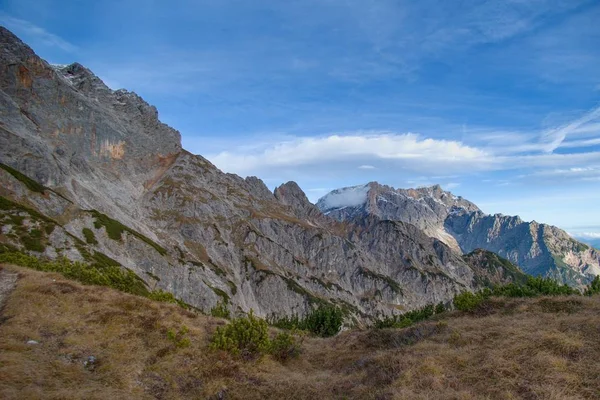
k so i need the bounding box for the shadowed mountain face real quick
[0,27,527,321]
[318,183,600,287]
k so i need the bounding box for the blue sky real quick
[1,0,599,239]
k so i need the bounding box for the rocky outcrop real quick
[318,183,600,287]
[0,27,527,322]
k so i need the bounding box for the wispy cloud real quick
[0,13,77,52]
[539,106,600,153]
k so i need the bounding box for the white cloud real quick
[0,13,77,52]
[571,232,600,239]
[207,132,489,176]
[358,165,376,169]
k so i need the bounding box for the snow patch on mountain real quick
[316,183,370,211]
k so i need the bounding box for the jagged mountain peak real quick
[274,181,325,222]
[317,182,479,216]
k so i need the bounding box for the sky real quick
[1,0,599,241]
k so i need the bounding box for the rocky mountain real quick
[0,27,526,322]
[318,182,600,287]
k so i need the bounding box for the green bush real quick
[453,291,487,312]
[493,276,577,297]
[302,304,343,337]
[167,325,190,348]
[147,289,189,309]
[211,311,302,361]
[435,302,446,314]
[270,305,343,337]
[585,276,600,296]
[210,302,231,319]
[269,331,302,362]
[210,310,271,358]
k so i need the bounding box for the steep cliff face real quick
[0,27,523,321]
[318,183,600,287]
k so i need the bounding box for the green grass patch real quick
[89,210,167,256]
[82,228,98,245]
[358,267,403,294]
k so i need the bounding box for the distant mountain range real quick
[0,26,597,324]
[571,235,600,251]
[317,182,600,286]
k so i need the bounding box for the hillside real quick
[1,264,599,399]
[318,182,600,287]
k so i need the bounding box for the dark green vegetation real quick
[0,162,46,193]
[0,244,192,308]
[0,196,57,253]
[210,301,231,319]
[210,310,301,362]
[166,325,191,348]
[147,289,190,309]
[270,304,344,337]
[454,276,582,312]
[585,275,600,296]
[358,267,402,294]
[82,228,98,245]
[464,249,529,287]
[0,246,149,296]
[89,210,167,255]
[374,303,446,329]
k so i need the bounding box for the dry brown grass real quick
[1,265,599,400]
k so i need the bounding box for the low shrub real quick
[210,302,231,319]
[453,276,581,313]
[270,304,343,337]
[585,276,600,296]
[148,289,189,308]
[302,304,343,337]
[210,310,271,358]
[453,291,488,312]
[374,303,444,329]
[211,311,302,361]
[269,331,302,362]
[167,325,190,348]
[493,276,578,297]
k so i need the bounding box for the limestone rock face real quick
[318,183,600,287]
[0,27,526,321]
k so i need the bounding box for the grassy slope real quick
[1,264,599,400]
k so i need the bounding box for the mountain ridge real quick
[317,182,600,286]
